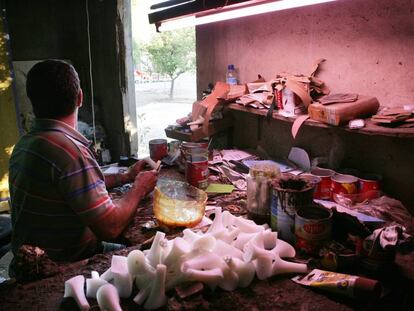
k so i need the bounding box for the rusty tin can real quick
[295,205,332,256]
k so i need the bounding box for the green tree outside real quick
[132,37,141,69]
[143,28,195,99]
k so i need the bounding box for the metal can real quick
[331,173,359,204]
[310,167,335,200]
[301,174,322,199]
[295,205,332,256]
[271,175,314,244]
[149,139,168,161]
[183,142,209,189]
[358,173,382,201]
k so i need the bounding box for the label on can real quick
[310,168,334,200]
[183,143,209,189]
[313,176,332,200]
[185,158,208,189]
[295,207,332,255]
[271,189,296,244]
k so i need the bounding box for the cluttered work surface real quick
[1,148,414,311]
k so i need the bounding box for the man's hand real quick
[134,170,158,196]
[127,160,147,181]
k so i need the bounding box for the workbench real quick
[0,168,409,310]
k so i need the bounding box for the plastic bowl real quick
[153,179,207,227]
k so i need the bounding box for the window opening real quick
[131,0,196,157]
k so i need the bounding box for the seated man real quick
[8,59,157,264]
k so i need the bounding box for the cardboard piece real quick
[205,183,235,194]
[200,82,230,135]
[308,95,380,126]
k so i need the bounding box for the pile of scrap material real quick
[174,82,246,135]
[208,149,258,191]
[12,245,60,283]
[371,106,414,127]
[236,59,329,114]
[169,60,329,139]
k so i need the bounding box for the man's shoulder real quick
[12,130,93,167]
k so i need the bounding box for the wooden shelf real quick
[165,116,233,142]
[228,104,414,138]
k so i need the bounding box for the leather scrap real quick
[309,58,326,77]
[285,79,312,107]
[292,115,310,139]
[225,84,248,100]
[202,82,230,135]
[319,93,359,105]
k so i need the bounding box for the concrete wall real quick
[4,0,136,160]
[197,0,414,105]
[196,0,414,212]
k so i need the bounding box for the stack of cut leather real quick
[371,107,414,126]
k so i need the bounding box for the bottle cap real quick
[227,64,235,70]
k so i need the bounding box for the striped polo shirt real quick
[9,119,115,261]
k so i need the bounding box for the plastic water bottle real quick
[226,64,238,85]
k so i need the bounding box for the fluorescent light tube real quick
[158,0,337,31]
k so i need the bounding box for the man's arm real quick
[88,171,158,240]
[104,160,147,189]
[104,172,133,189]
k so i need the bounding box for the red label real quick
[276,90,283,109]
[314,176,331,200]
[186,161,208,188]
[303,223,326,234]
[332,181,358,195]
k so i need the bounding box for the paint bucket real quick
[271,175,314,244]
[295,205,332,256]
[331,173,359,204]
[310,167,335,200]
[183,142,209,189]
[358,173,382,201]
[149,139,168,161]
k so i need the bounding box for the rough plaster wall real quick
[197,0,414,211]
[197,0,414,105]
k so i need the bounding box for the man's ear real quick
[77,89,83,108]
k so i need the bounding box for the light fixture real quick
[156,0,337,32]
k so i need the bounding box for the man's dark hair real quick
[26,59,81,118]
